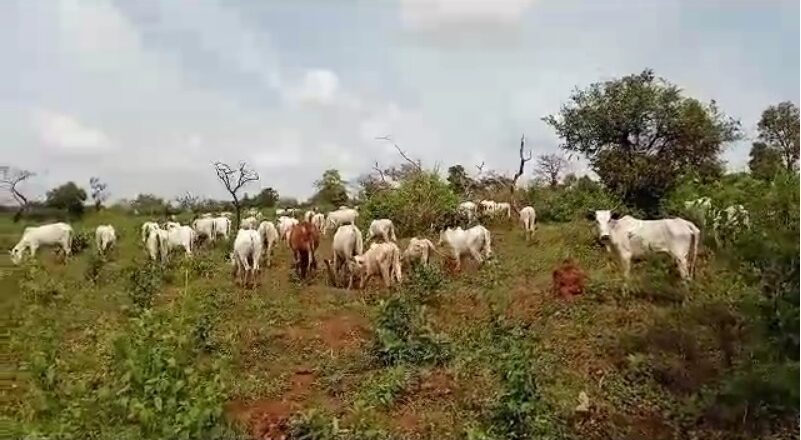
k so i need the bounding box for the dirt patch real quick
[506,283,550,323]
[225,367,316,439]
[389,368,458,435]
[315,312,369,351]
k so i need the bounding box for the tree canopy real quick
[46,181,88,217]
[251,187,279,207]
[544,69,740,213]
[757,101,799,171]
[748,142,784,181]
[312,169,349,206]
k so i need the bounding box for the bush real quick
[124,261,163,310]
[403,263,447,303]
[527,177,626,222]
[361,171,458,236]
[70,230,91,255]
[371,295,449,366]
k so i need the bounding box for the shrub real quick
[84,252,107,284]
[70,230,91,255]
[371,295,449,366]
[403,263,447,303]
[356,365,413,408]
[361,171,458,236]
[123,261,163,310]
[527,177,626,223]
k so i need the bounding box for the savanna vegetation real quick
[2,70,798,439]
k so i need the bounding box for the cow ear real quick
[610,212,621,220]
[584,211,595,221]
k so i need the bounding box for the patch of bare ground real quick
[389,368,461,436]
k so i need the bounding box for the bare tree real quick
[213,161,259,229]
[89,177,109,211]
[375,135,422,172]
[535,154,568,187]
[510,134,533,205]
[1,166,35,221]
[175,191,200,212]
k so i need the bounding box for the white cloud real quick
[36,110,110,152]
[285,69,340,105]
[400,0,536,29]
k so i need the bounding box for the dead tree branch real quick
[213,161,259,229]
[1,166,35,221]
[376,135,422,171]
[510,134,533,205]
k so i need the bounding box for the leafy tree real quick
[748,142,784,181]
[89,177,109,211]
[757,101,800,171]
[535,154,568,188]
[277,197,299,208]
[544,69,740,214]
[446,165,472,196]
[131,193,167,215]
[46,182,87,217]
[312,169,349,206]
[252,187,279,207]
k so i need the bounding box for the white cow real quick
[161,225,195,261]
[277,216,299,242]
[141,221,160,243]
[403,237,438,267]
[311,213,326,234]
[348,242,402,289]
[95,225,117,254]
[200,213,214,218]
[192,217,217,242]
[494,202,512,219]
[326,208,359,233]
[164,221,181,230]
[10,222,74,264]
[519,206,536,241]
[146,228,169,262]
[479,200,497,214]
[275,208,286,216]
[303,210,315,222]
[257,221,279,267]
[241,216,259,230]
[367,219,397,243]
[230,229,263,287]
[332,224,364,278]
[589,210,700,281]
[438,225,493,271]
[212,216,232,240]
[459,201,477,222]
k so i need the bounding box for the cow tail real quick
[355,230,364,255]
[689,223,699,278]
[393,246,402,283]
[390,224,397,242]
[484,227,493,257]
[65,228,73,256]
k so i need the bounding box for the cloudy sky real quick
[1,0,798,202]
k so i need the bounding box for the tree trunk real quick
[233,197,241,231]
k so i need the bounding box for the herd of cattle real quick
[7,197,750,287]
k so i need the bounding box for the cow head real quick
[592,210,620,242]
[9,245,24,265]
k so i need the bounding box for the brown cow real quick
[288,221,320,279]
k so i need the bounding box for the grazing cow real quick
[146,228,169,262]
[367,219,397,243]
[459,201,477,222]
[326,208,359,233]
[479,200,496,214]
[519,206,536,241]
[438,225,492,271]
[241,216,258,230]
[154,225,195,262]
[588,210,700,281]
[289,221,320,279]
[331,224,364,281]
[403,237,438,267]
[141,221,160,243]
[277,216,299,242]
[10,222,74,265]
[494,202,512,219]
[230,229,263,287]
[348,242,402,289]
[311,213,326,234]
[257,221,279,267]
[552,259,586,299]
[212,216,232,240]
[192,217,217,243]
[95,225,117,254]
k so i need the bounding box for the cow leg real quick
[469,247,484,266]
[675,256,690,281]
[380,263,391,287]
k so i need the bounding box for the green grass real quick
[1,211,791,439]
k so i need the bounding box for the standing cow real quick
[10,222,74,264]
[518,206,536,241]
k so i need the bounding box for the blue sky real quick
[1,0,798,201]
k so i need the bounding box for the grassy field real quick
[1,210,781,439]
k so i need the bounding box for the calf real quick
[588,210,700,281]
[230,229,263,287]
[438,225,492,271]
[289,221,320,279]
[10,222,74,264]
[257,221,279,267]
[95,225,117,255]
[348,242,402,289]
[518,206,536,241]
[367,219,397,243]
[403,237,438,267]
